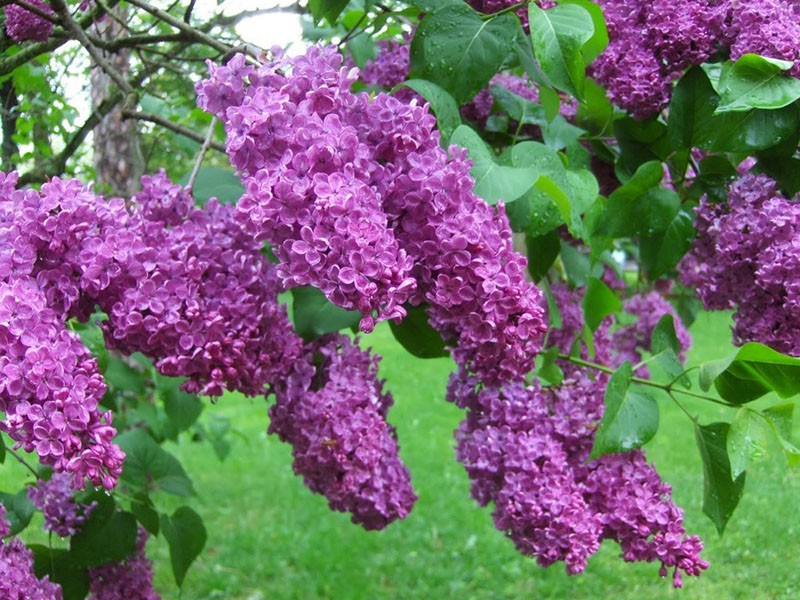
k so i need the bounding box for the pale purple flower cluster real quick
[268,335,417,530]
[612,291,692,375]
[0,505,64,599]
[449,369,708,585]
[680,174,800,355]
[3,0,54,43]
[27,472,96,537]
[197,47,546,383]
[356,36,420,103]
[102,171,303,397]
[88,527,160,600]
[591,0,800,118]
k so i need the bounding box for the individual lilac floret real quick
[102,174,303,397]
[0,505,64,599]
[611,291,692,376]
[27,472,96,537]
[269,335,417,530]
[448,369,708,584]
[88,527,160,600]
[4,0,54,43]
[680,174,800,355]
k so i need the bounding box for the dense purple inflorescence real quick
[4,0,54,43]
[0,505,64,599]
[27,472,96,537]
[680,173,800,354]
[590,0,800,118]
[197,46,546,383]
[88,527,160,600]
[269,334,417,530]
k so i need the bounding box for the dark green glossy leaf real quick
[162,506,207,588]
[115,429,196,497]
[695,421,746,534]
[529,3,594,98]
[716,54,800,113]
[131,500,160,536]
[590,362,659,458]
[410,5,518,103]
[556,0,608,63]
[0,489,34,535]
[699,342,800,404]
[639,209,694,279]
[536,346,564,386]
[31,546,90,600]
[526,229,561,281]
[291,286,361,341]
[615,118,670,176]
[595,161,665,237]
[156,373,203,434]
[650,314,690,388]
[668,66,721,149]
[762,404,800,467]
[389,304,448,359]
[70,491,137,567]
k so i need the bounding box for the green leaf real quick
[575,77,613,135]
[410,5,518,103]
[615,118,671,176]
[529,3,594,98]
[290,286,361,341]
[526,229,561,281]
[178,166,244,205]
[406,0,461,11]
[307,0,349,23]
[115,429,196,497]
[401,79,462,142]
[70,491,138,567]
[162,506,207,588]
[582,277,621,332]
[555,0,608,63]
[31,546,90,600]
[762,404,800,467]
[0,432,5,464]
[649,314,690,388]
[389,304,448,359]
[708,105,800,152]
[155,373,203,434]
[668,66,720,150]
[0,489,35,535]
[727,408,771,479]
[450,125,539,204]
[590,362,659,458]
[699,342,800,404]
[131,500,160,536]
[595,161,665,237]
[639,209,695,279]
[559,239,592,286]
[104,357,147,396]
[695,422,746,534]
[536,346,564,386]
[75,321,109,373]
[716,54,800,113]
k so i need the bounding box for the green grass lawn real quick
[4,310,800,599]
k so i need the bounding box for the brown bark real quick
[90,7,143,196]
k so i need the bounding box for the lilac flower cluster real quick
[591,0,800,118]
[0,504,64,599]
[88,527,160,600]
[27,472,96,537]
[269,334,417,530]
[197,46,546,383]
[102,171,303,397]
[3,0,54,43]
[449,369,708,585]
[680,174,800,355]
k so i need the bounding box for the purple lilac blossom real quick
[680,173,800,354]
[27,472,96,537]
[448,369,708,585]
[0,504,64,599]
[268,334,417,530]
[4,0,54,43]
[102,171,303,397]
[197,46,546,383]
[88,527,160,600]
[611,291,692,376]
[727,0,800,77]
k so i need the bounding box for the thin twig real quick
[4,443,40,479]
[187,116,218,193]
[125,0,232,55]
[121,109,226,152]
